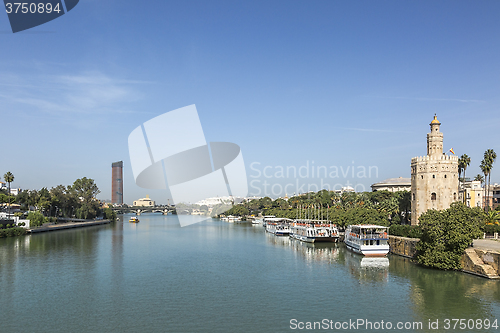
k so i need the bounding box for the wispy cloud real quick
[0,71,152,115]
[333,127,411,133]
[365,95,486,103]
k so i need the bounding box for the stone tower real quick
[410,115,459,225]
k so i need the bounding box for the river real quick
[1,214,499,332]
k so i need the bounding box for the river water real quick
[1,214,499,332]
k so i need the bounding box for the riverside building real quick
[410,115,459,225]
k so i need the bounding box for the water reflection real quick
[111,216,124,301]
[343,250,389,283]
[390,257,500,324]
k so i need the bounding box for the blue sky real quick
[1,0,499,203]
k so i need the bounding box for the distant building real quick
[133,195,155,207]
[371,177,411,192]
[459,180,483,208]
[112,161,123,204]
[484,184,500,211]
[331,186,355,194]
[410,115,459,225]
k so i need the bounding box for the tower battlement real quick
[411,155,459,163]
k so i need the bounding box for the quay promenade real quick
[29,219,110,233]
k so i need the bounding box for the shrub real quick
[0,227,27,238]
[389,224,422,238]
[416,203,484,270]
[484,224,500,234]
[28,211,48,228]
[104,207,117,222]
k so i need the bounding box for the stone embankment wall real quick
[461,249,500,279]
[388,235,500,279]
[388,235,419,258]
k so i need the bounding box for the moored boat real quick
[344,224,389,257]
[290,220,339,243]
[265,218,293,236]
[262,215,276,228]
[227,215,241,223]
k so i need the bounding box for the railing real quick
[347,233,388,239]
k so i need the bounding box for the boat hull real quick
[344,241,389,257]
[291,233,338,243]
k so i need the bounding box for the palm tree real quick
[485,210,500,225]
[461,154,471,183]
[480,160,490,211]
[484,149,497,203]
[459,154,471,203]
[485,149,497,211]
[3,172,14,217]
[458,156,465,194]
[474,174,484,183]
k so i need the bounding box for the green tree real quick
[70,177,100,203]
[37,187,51,215]
[70,177,101,219]
[16,190,30,211]
[274,198,289,210]
[484,149,497,211]
[460,154,471,183]
[225,205,249,217]
[458,154,471,203]
[484,210,500,225]
[27,211,47,228]
[260,197,273,210]
[3,171,14,216]
[416,202,484,270]
[103,207,117,222]
[480,159,490,211]
[474,174,484,183]
[396,191,411,224]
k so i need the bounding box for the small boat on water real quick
[252,219,262,225]
[265,218,293,236]
[227,215,241,223]
[344,224,389,257]
[129,217,140,223]
[290,220,339,243]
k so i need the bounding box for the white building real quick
[133,195,155,207]
[371,177,411,192]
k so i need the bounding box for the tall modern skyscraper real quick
[112,161,123,204]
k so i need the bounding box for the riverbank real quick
[29,219,111,233]
[389,235,500,279]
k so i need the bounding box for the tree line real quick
[1,172,116,231]
[225,189,412,228]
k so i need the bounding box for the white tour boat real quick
[227,215,242,223]
[344,224,389,257]
[290,220,340,243]
[262,215,276,228]
[220,215,242,223]
[265,218,293,236]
